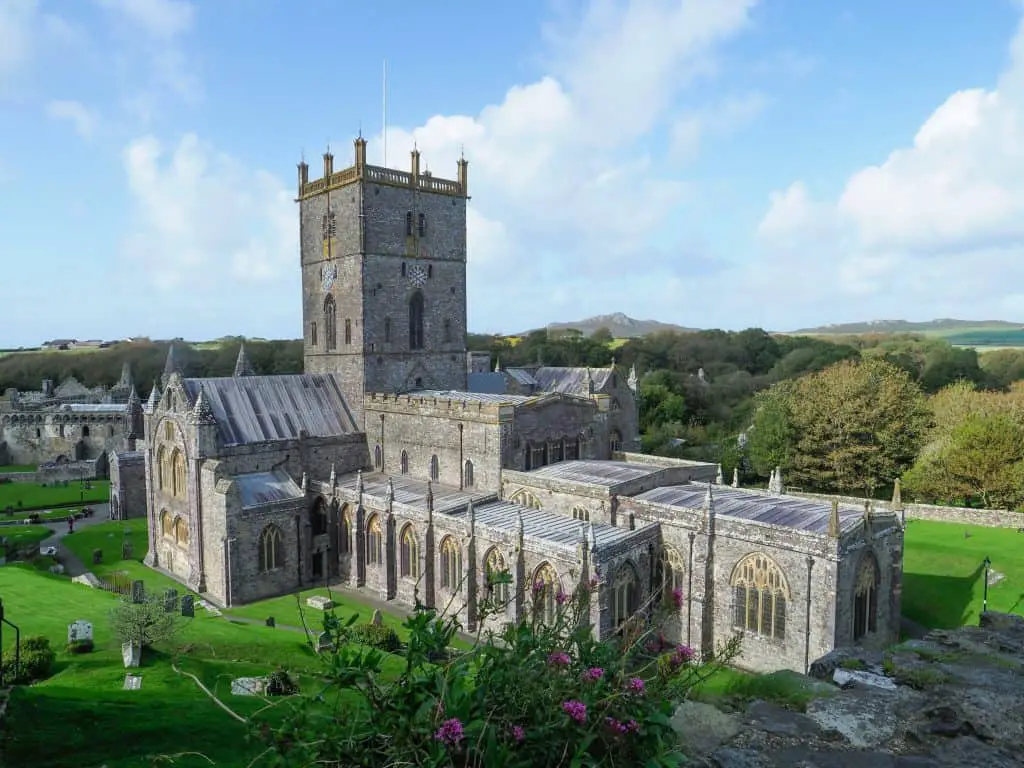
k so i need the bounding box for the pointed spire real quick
[494,357,501,372]
[329,463,337,489]
[467,497,476,536]
[715,464,724,484]
[385,477,394,505]
[578,520,586,547]
[118,360,133,389]
[233,341,255,377]
[191,389,216,425]
[891,478,903,510]
[627,364,638,393]
[585,367,595,395]
[425,480,434,513]
[775,466,784,495]
[587,520,597,554]
[127,385,141,410]
[145,380,160,413]
[164,344,178,374]
[768,467,777,493]
[863,498,873,521]
[516,505,525,542]
[704,481,714,511]
[732,467,739,488]
[356,469,364,495]
[301,472,308,492]
[828,499,840,538]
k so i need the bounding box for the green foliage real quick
[747,386,795,476]
[257,579,741,767]
[267,668,300,696]
[66,638,94,654]
[350,622,401,652]
[1,634,56,684]
[109,594,182,649]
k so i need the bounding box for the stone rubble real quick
[677,612,1024,768]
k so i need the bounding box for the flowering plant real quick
[256,571,740,767]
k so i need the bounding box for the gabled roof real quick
[518,367,612,395]
[182,374,358,446]
[235,469,304,508]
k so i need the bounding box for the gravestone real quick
[231,677,267,696]
[265,616,276,628]
[130,580,145,604]
[370,609,383,627]
[306,595,333,611]
[67,619,93,644]
[181,595,194,618]
[314,631,334,654]
[122,541,134,560]
[123,674,142,690]
[92,549,103,565]
[163,588,179,613]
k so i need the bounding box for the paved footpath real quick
[37,504,111,578]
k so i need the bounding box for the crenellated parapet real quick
[297,137,469,200]
[364,391,517,422]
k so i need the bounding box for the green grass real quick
[0,480,110,512]
[0,465,36,473]
[1,506,88,523]
[941,328,1024,347]
[0,524,54,549]
[902,519,1024,628]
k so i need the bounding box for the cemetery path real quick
[40,504,109,577]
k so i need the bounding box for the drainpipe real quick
[804,555,815,674]
[686,531,695,647]
[458,423,464,489]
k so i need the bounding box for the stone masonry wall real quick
[0,412,128,466]
[0,459,102,485]
[109,454,146,519]
[789,490,1024,529]
[833,520,903,649]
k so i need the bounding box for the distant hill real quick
[790,319,1024,336]
[545,312,700,339]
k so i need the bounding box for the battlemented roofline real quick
[297,137,469,201]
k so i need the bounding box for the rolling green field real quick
[943,328,1024,347]
[0,480,109,511]
[0,465,36,473]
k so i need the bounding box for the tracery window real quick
[340,506,352,554]
[409,291,425,350]
[366,515,383,566]
[731,553,789,640]
[258,525,284,572]
[400,524,418,579]
[853,553,880,640]
[174,516,189,547]
[311,501,328,536]
[374,444,383,469]
[533,563,559,624]
[463,459,474,488]
[160,510,173,538]
[572,507,590,522]
[564,438,580,461]
[608,430,622,455]
[440,536,462,591]
[509,489,542,510]
[484,547,509,603]
[324,295,337,351]
[613,563,638,627]
[661,546,685,608]
[171,449,186,498]
[156,445,167,490]
[400,450,409,475]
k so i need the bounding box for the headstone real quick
[181,595,195,618]
[123,674,142,690]
[92,549,103,565]
[163,588,179,613]
[314,631,334,654]
[130,580,145,604]
[67,620,93,644]
[122,541,134,560]
[306,595,333,611]
[49,564,65,575]
[265,616,276,628]
[72,572,102,588]
[370,609,383,627]
[231,677,267,696]
[122,642,141,668]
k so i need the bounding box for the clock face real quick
[408,264,428,288]
[322,263,337,292]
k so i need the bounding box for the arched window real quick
[731,553,789,640]
[174,516,189,547]
[608,429,622,455]
[374,444,383,469]
[171,449,186,499]
[429,455,439,482]
[344,318,352,345]
[156,446,167,490]
[418,213,426,236]
[533,563,560,624]
[160,510,173,538]
[571,507,590,522]
[463,459,474,488]
[401,262,407,277]
[853,552,880,640]
[563,437,579,461]
[384,317,392,343]
[340,505,352,555]
[405,212,413,236]
[366,515,383,566]
[82,425,90,438]
[324,295,337,351]
[409,291,425,350]
[311,321,318,346]
[164,422,174,442]
[259,525,284,572]
[661,546,685,608]
[613,563,638,627]
[400,524,418,579]
[311,501,328,536]
[509,489,542,510]
[400,450,409,475]
[484,547,509,604]
[440,536,462,591]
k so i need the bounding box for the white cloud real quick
[670,92,767,161]
[754,11,1024,327]
[120,134,294,292]
[94,0,193,39]
[46,99,98,139]
[0,0,83,85]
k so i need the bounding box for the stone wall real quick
[109,453,146,520]
[833,520,903,649]
[788,490,1024,529]
[0,458,101,485]
[0,412,128,466]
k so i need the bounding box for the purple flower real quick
[532,580,545,595]
[548,650,571,667]
[672,588,684,609]
[511,725,525,743]
[434,718,464,746]
[670,644,696,669]
[562,699,587,724]
[582,666,604,682]
[626,677,645,695]
[555,588,568,605]
[606,717,640,735]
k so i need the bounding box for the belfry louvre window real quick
[324,295,338,350]
[418,213,426,236]
[405,212,413,236]
[409,292,425,350]
[731,553,789,640]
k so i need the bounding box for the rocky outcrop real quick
[678,612,1024,767]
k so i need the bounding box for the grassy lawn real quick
[1,507,89,523]
[0,465,36,473]
[0,480,110,512]
[227,585,411,636]
[0,524,54,549]
[902,519,1024,628]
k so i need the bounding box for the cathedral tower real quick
[298,138,470,426]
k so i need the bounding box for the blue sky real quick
[2,0,1024,347]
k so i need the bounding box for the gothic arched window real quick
[661,546,685,608]
[440,536,462,591]
[429,454,439,482]
[400,524,418,579]
[374,444,383,469]
[463,459,474,488]
[174,516,189,547]
[340,505,352,554]
[400,450,409,474]
[613,563,639,627]
[324,295,337,351]
[731,553,789,640]
[366,515,383,566]
[409,291,425,350]
[259,525,284,572]
[509,489,542,510]
[171,449,186,499]
[484,547,509,604]
[533,563,560,624]
[311,501,328,536]
[853,552,880,640]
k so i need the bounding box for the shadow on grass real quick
[903,561,985,629]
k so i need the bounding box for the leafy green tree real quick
[746,387,795,476]
[591,326,614,345]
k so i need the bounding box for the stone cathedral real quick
[123,138,905,674]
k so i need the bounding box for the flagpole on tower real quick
[383,59,388,169]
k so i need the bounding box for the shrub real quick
[266,669,299,696]
[258,574,741,766]
[350,622,401,652]
[1,635,56,684]
[66,639,94,654]
[109,594,182,649]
